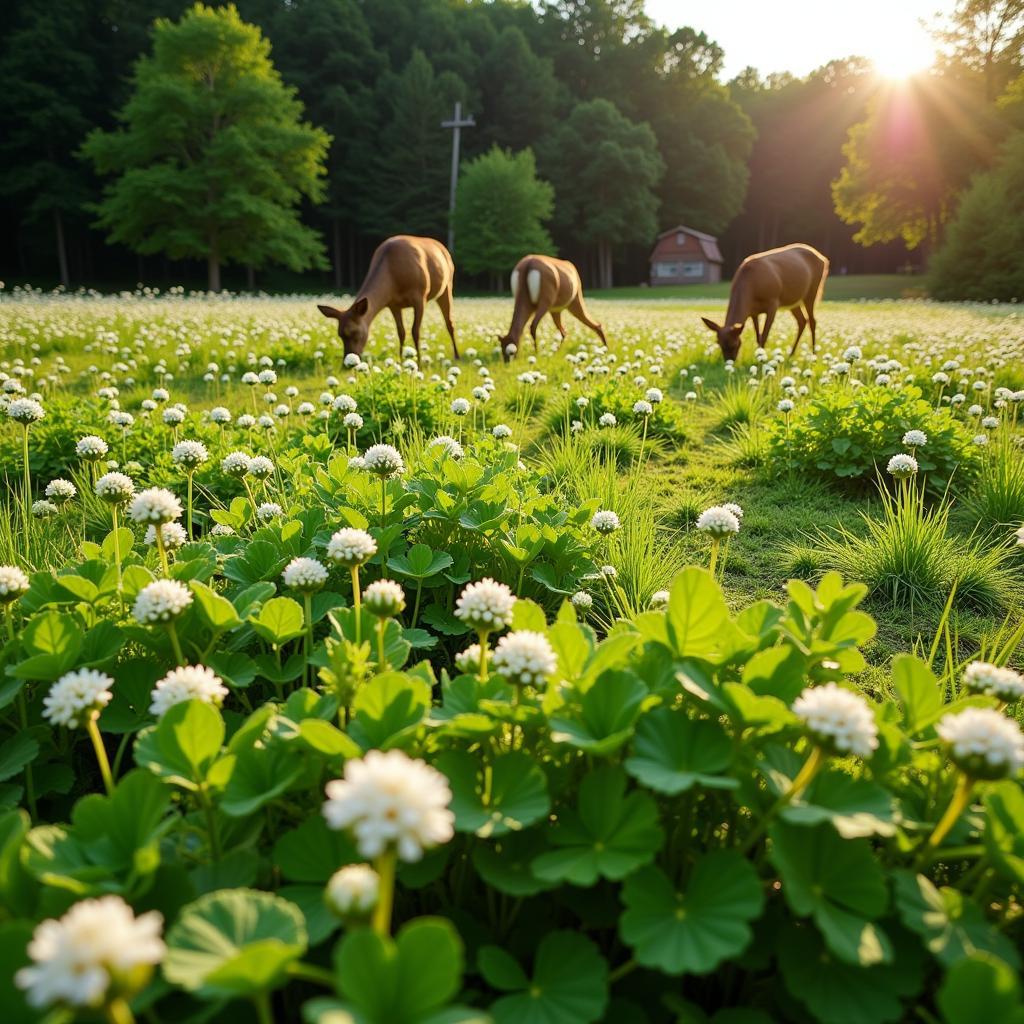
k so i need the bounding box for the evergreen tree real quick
[81,3,330,291]
[453,147,554,283]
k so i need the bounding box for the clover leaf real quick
[549,670,648,755]
[937,953,1024,1024]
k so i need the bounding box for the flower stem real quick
[197,784,222,860]
[377,616,387,670]
[87,711,115,795]
[186,472,194,540]
[286,961,335,987]
[104,998,136,1024]
[111,506,124,612]
[351,566,361,646]
[17,685,37,818]
[919,773,974,865]
[154,525,170,577]
[303,592,313,687]
[372,848,397,937]
[740,745,825,854]
[167,622,185,666]
[253,993,273,1024]
[22,425,31,546]
[478,631,490,682]
[709,538,720,577]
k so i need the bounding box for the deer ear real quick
[318,304,342,319]
[351,297,369,317]
[701,317,720,332]
[730,323,744,334]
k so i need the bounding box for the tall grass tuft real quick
[964,432,1024,533]
[713,382,767,429]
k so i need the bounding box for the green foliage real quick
[81,3,330,289]
[454,146,554,278]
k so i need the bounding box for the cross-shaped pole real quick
[441,100,475,253]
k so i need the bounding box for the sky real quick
[645,0,948,80]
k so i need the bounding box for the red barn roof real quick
[650,225,722,264]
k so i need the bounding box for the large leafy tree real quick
[538,98,664,287]
[453,147,554,284]
[81,3,330,291]
[934,0,1024,99]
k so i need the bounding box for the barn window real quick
[681,260,705,278]
[676,232,686,246]
[655,261,681,278]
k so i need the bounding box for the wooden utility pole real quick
[441,101,475,252]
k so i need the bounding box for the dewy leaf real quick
[937,953,1024,1024]
[769,822,891,966]
[164,888,307,998]
[619,854,763,974]
[437,750,550,838]
[891,654,943,734]
[892,871,1021,969]
[665,568,730,659]
[483,931,608,1024]
[531,765,662,886]
[624,708,737,795]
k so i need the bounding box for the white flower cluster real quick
[492,630,558,687]
[129,487,182,525]
[45,479,76,505]
[886,453,918,478]
[247,455,275,480]
[363,443,404,477]
[0,565,30,601]
[455,577,516,632]
[76,435,108,459]
[363,579,406,617]
[591,509,621,534]
[326,864,380,917]
[696,505,741,537]
[792,682,879,758]
[326,528,377,567]
[649,589,670,609]
[571,591,593,611]
[323,749,455,861]
[937,707,1024,779]
[454,643,483,674]
[171,439,209,469]
[902,430,927,448]
[42,669,114,728]
[95,472,134,505]
[963,661,1024,703]
[145,522,187,551]
[257,502,283,522]
[149,664,228,717]
[428,435,464,458]
[221,451,251,477]
[8,397,45,424]
[15,895,165,1009]
[133,579,193,624]
[283,557,329,592]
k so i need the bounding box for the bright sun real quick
[869,34,936,79]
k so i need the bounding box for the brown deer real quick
[318,235,458,363]
[498,255,607,361]
[701,243,829,361]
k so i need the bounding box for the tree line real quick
[0,0,1021,295]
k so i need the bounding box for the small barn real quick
[648,226,723,286]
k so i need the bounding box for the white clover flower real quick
[8,397,45,424]
[428,435,464,458]
[793,682,878,759]
[95,472,134,505]
[145,522,187,552]
[633,400,653,417]
[171,440,209,470]
[571,591,593,611]
[149,665,227,717]
[210,523,235,538]
[963,661,1024,704]
[598,412,617,427]
[722,502,744,521]
[363,444,404,478]
[937,707,1024,779]
[152,387,170,402]
[256,502,283,522]
[210,406,232,424]
[246,455,275,480]
[129,487,182,525]
[133,579,193,624]
[363,579,406,617]
[982,415,999,430]
[696,506,741,537]
[492,630,557,687]
[42,669,114,728]
[298,402,315,416]
[455,578,516,633]
[343,412,364,430]
[221,451,251,477]
[326,528,377,568]
[902,430,927,448]
[645,387,663,404]
[326,864,380,917]
[323,749,454,861]
[454,643,483,675]
[450,397,471,416]
[0,565,30,602]
[973,434,989,446]
[237,414,256,429]
[886,453,919,478]
[162,407,185,426]
[591,509,621,534]
[332,393,358,413]
[492,424,512,439]
[45,479,76,505]
[32,499,58,518]
[778,399,794,413]
[600,564,618,579]
[258,369,277,385]
[283,557,329,592]
[348,456,366,470]
[15,895,165,1010]
[649,589,670,609]
[76,435,108,460]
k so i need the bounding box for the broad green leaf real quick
[779,770,896,838]
[0,809,37,917]
[769,822,890,966]
[220,739,304,817]
[531,766,662,886]
[549,670,647,755]
[625,709,736,795]
[619,854,763,975]
[984,780,1024,884]
[482,931,608,1024]
[348,672,431,751]
[665,568,730,659]
[741,645,807,703]
[891,654,942,734]
[472,831,557,898]
[164,888,307,998]
[510,598,547,633]
[134,700,225,791]
[190,580,242,632]
[0,734,38,783]
[250,596,305,645]
[0,921,35,1024]
[272,816,358,883]
[937,954,1024,1024]
[893,871,1020,969]
[438,750,550,838]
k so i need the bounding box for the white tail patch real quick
[510,269,519,297]
[526,269,542,305]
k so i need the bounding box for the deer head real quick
[701,317,744,362]
[318,299,371,357]
[496,334,518,363]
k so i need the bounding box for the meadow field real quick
[1,288,1023,1023]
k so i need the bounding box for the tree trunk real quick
[246,265,255,292]
[53,208,69,288]
[598,238,613,289]
[208,247,221,292]
[332,218,343,292]
[348,229,357,294]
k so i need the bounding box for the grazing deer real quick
[498,255,607,361]
[318,235,458,363]
[701,243,829,360]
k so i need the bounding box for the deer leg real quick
[751,314,763,347]
[788,306,807,358]
[410,300,425,368]
[390,305,406,359]
[436,287,459,360]
[551,309,567,344]
[759,305,778,348]
[805,302,818,354]
[529,298,552,354]
[568,296,607,347]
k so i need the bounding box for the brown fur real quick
[318,235,458,363]
[498,255,607,361]
[701,243,829,361]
